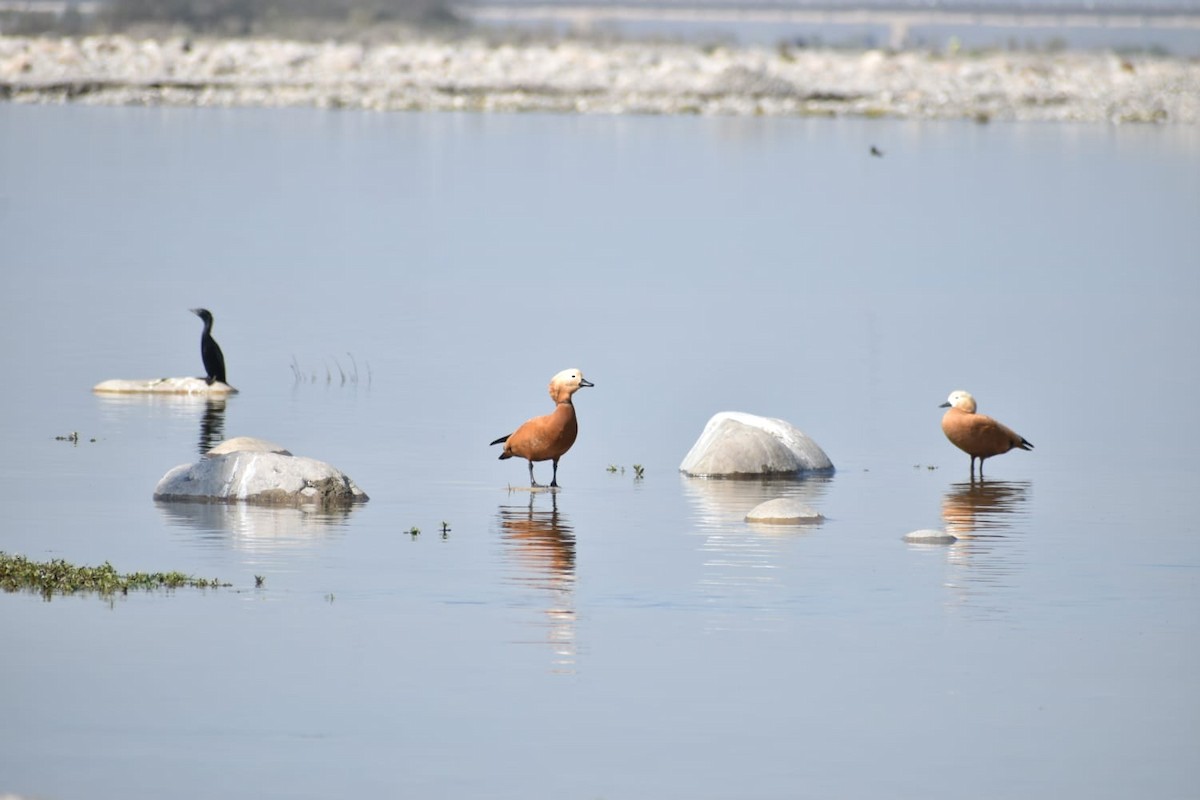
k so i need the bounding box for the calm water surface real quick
[1,104,1198,799]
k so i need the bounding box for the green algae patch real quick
[1,552,230,600]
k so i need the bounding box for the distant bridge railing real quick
[0,0,101,13]
[454,1,1200,48]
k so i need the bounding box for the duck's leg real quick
[550,458,560,488]
[528,460,541,488]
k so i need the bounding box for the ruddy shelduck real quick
[940,390,1033,476]
[491,368,594,488]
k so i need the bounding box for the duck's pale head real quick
[549,368,594,403]
[940,390,977,413]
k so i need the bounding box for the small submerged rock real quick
[680,411,833,478]
[93,377,237,395]
[154,438,366,508]
[745,498,824,524]
[904,528,958,544]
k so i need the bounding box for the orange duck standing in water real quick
[940,390,1033,476]
[491,368,594,488]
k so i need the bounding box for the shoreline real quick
[2,34,1198,123]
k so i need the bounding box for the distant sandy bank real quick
[2,34,1197,123]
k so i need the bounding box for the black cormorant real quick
[190,308,227,386]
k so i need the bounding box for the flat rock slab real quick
[904,528,958,544]
[745,498,824,524]
[154,450,367,508]
[680,411,834,478]
[94,377,238,395]
[5,36,1198,124]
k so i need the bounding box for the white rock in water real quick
[93,377,237,395]
[206,437,291,457]
[745,498,824,524]
[679,412,833,477]
[154,450,367,507]
[904,528,958,544]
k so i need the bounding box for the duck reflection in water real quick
[497,492,576,672]
[938,479,1033,615]
[941,478,1031,538]
[198,397,227,456]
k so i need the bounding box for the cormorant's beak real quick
[580,379,595,388]
[189,308,202,316]
[939,401,951,408]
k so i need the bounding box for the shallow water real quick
[1,104,1198,799]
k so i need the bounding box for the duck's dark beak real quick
[580,379,595,388]
[939,401,951,408]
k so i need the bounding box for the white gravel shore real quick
[2,34,1197,123]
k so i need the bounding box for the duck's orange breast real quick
[503,403,579,462]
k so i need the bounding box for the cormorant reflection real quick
[198,397,227,455]
[497,492,576,672]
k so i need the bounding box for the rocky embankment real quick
[2,34,1197,123]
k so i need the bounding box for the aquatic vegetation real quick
[54,431,95,444]
[607,464,646,479]
[0,552,229,600]
[290,352,372,388]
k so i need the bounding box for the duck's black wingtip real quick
[490,435,510,447]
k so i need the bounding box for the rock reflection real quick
[94,392,230,456]
[197,397,227,455]
[682,474,832,531]
[96,391,217,414]
[156,500,352,553]
[497,492,576,673]
[936,479,1033,617]
[681,475,831,632]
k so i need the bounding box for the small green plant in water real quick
[633,464,645,479]
[0,552,229,601]
[409,526,421,538]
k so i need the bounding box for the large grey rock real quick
[93,377,237,395]
[154,448,367,507]
[679,412,833,478]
